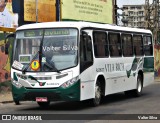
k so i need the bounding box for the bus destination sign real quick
[24,29,70,37]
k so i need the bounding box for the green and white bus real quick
[6,22,154,107]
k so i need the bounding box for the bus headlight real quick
[12,79,23,88]
[61,76,79,88]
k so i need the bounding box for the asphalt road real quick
[0,82,160,123]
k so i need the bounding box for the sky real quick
[117,0,146,7]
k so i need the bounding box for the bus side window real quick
[93,31,109,57]
[143,36,153,56]
[121,34,133,57]
[108,32,122,57]
[80,31,93,73]
[133,35,144,56]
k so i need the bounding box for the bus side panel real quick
[80,67,95,101]
[143,57,154,87]
[80,81,95,101]
[104,58,137,95]
[143,72,154,87]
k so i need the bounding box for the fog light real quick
[12,80,23,88]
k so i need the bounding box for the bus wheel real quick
[125,74,143,97]
[91,81,102,106]
[133,74,143,97]
[14,100,20,105]
[37,101,50,108]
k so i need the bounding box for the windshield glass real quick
[13,28,78,72]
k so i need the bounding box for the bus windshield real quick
[13,28,78,72]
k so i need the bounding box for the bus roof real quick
[17,21,152,34]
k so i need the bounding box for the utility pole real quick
[114,0,118,25]
[56,0,60,21]
[36,0,38,23]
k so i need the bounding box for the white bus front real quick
[11,28,80,106]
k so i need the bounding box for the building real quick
[122,5,145,28]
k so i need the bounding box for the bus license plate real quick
[36,97,48,102]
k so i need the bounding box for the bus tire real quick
[37,101,50,108]
[125,74,143,97]
[132,74,143,97]
[91,80,102,106]
[15,100,20,105]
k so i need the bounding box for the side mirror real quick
[5,33,15,54]
[5,42,10,54]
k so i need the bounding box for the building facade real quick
[122,5,145,28]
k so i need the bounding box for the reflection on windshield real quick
[14,38,41,72]
[42,34,78,70]
[13,28,78,72]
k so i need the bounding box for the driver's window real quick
[80,31,93,73]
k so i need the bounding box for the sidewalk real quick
[154,77,160,82]
[0,91,13,104]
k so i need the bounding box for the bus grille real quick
[32,77,52,80]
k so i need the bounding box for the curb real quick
[154,80,160,82]
[0,101,14,104]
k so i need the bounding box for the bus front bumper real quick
[12,80,80,102]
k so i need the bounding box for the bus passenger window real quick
[121,34,133,57]
[143,36,153,56]
[93,31,109,57]
[133,35,144,56]
[108,33,121,57]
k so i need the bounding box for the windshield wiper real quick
[44,59,61,73]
